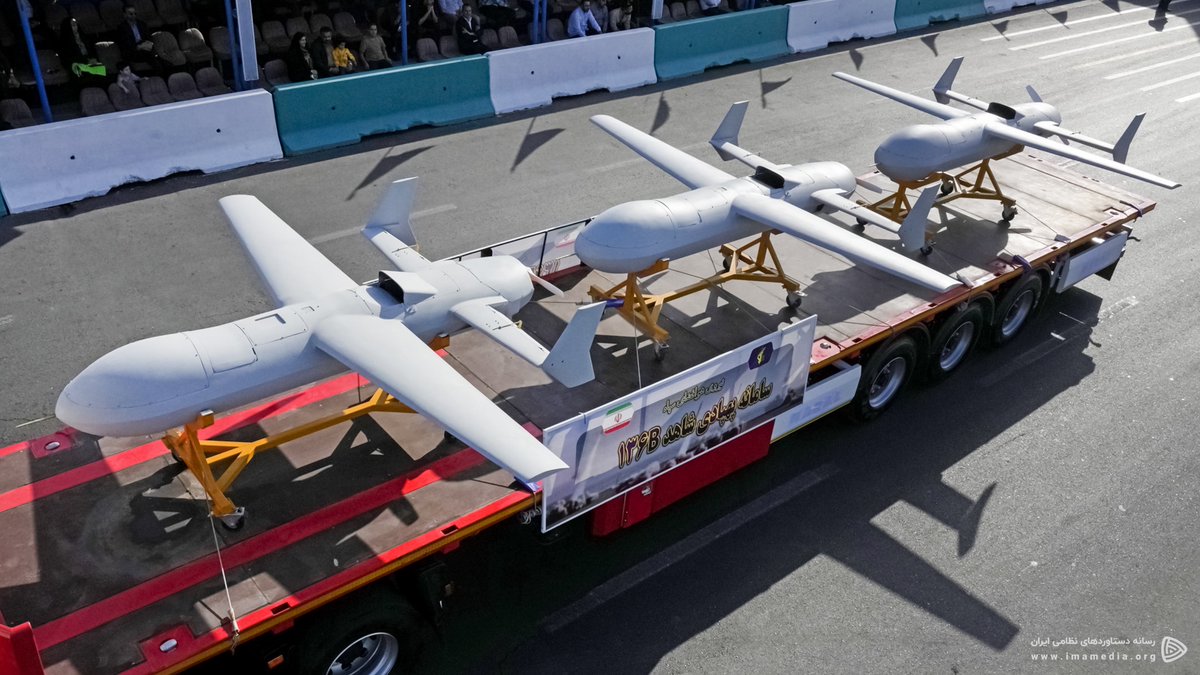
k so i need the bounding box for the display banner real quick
[541,315,817,531]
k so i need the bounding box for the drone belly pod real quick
[576,199,678,273]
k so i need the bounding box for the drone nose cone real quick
[57,333,211,437]
[575,200,674,273]
[875,124,950,183]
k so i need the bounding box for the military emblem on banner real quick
[747,342,773,370]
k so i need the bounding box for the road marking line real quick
[1011,6,1200,51]
[981,6,1151,42]
[541,461,839,633]
[14,415,52,429]
[1142,70,1200,91]
[1175,90,1200,102]
[0,314,12,329]
[1106,52,1200,79]
[1077,39,1198,68]
[1040,20,1200,60]
[307,204,457,244]
[980,296,1138,388]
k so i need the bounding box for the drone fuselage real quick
[56,257,535,437]
[575,161,857,273]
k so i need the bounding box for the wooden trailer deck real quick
[0,154,1153,674]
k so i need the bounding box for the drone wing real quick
[591,114,736,189]
[731,194,962,293]
[220,196,358,307]
[983,121,1180,189]
[313,314,568,484]
[833,71,970,121]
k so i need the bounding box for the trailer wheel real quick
[848,335,918,421]
[990,274,1044,347]
[927,305,983,381]
[294,593,427,675]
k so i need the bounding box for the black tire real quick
[927,304,984,381]
[847,335,918,422]
[990,274,1044,347]
[293,592,427,675]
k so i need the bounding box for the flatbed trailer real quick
[0,154,1153,674]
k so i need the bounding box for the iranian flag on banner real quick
[602,402,633,435]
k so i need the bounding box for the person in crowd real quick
[567,0,602,37]
[455,4,486,53]
[414,0,443,44]
[437,0,462,33]
[116,4,159,72]
[115,61,141,94]
[332,37,358,72]
[698,0,726,15]
[1,51,18,101]
[609,0,634,30]
[478,0,517,28]
[285,32,318,81]
[591,0,610,31]
[59,17,108,82]
[360,24,391,69]
[309,27,344,77]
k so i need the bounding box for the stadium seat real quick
[261,21,290,55]
[333,12,363,44]
[195,66,232,96]
[178,28,213,67]
[309,13,333,35]
[98,0,126,34]
[669,2,686,20]
[108,82,145,110]
[480,28,499,51]
[685,0,701,17]
[152,31,187,68]
[131,0,165,29]
[209,26,231,63]
[252,25,270,57]
[285,17,311,39]
[546,17,565,40]
[168,72,202,100]
[21,50,70,88]
[262,59,291,87]
[0,99,35,128]
[438,35,461,58]
[80,87,117,115]
[138,76,174,105]
[69,3,107,38]
[0,15,15,50]
[156,0,189,28]
[95,41,121,73]
[416,38,443,61]
[498,25,521,49]
[43,4,69,36]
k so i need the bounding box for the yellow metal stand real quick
[163,387,418,527]
[863,150,1021,226]
[586,233,802,346]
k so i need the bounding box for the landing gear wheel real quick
[218,507,246,532]
[990,274,1044,347]
[653,342,670,361]
[919,244,934,256]
[847,335,918,422]
[294,592,428,675]
[927,305,984,381]
[853,218,867,232]
[721,255,732,272]
[1000,204,1017,225]
[940,178,955,196]
[785,291,803,310]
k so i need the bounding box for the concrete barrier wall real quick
[0,90,283,214]
[488,29,657,114]
[654,5,790,81]
[273,57,494,155]
[0,189,7,217]
[787,0,897,53]
[894,0,986,31]
[984,0,1054,12]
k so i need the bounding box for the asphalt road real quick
[2,0,1199,672]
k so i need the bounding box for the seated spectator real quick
[610,0,634,29]
[478,0,517,28]
[414,0,442,44]
[592,0,610,31]
[116,4,160,73]
[116,61,141,94]
[309,27,345,77]
[0,52,16,101]
[455,5,486,54]
[360,24,391,69]
[698,0,726,15]
[567,0,602,37]
[286,32,317,81]
[59,17,108,83]
[332,37,357,72]
[438,0,462,33]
